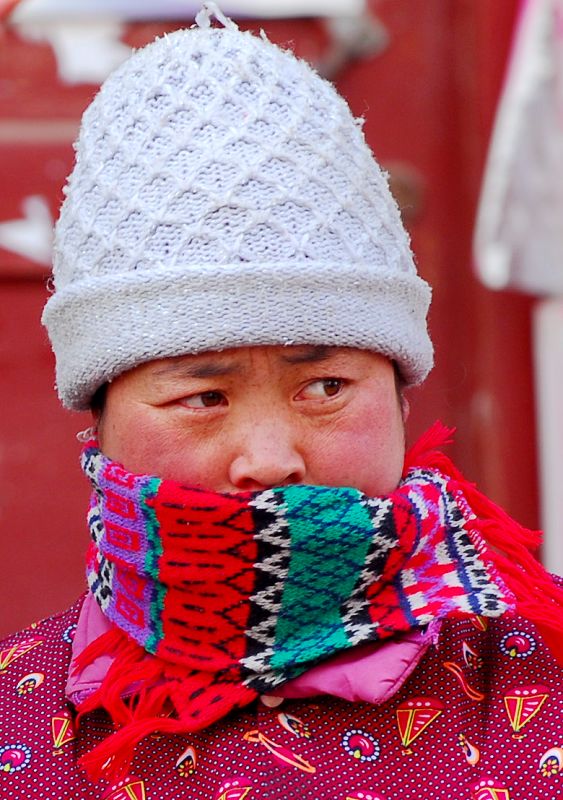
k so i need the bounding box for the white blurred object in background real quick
[9,0,373,85]
[534,301,563,576]
[14,19,130,84]
[11,0,366,20]
[474,0,563,294]
[474,0,563,573]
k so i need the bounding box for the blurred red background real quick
[1,0,534,639]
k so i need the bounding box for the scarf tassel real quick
[73,631,257,783]
[407,421,563,666]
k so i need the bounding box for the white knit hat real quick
[43,2,433,410]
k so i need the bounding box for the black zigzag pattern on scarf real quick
[240,490,291,690]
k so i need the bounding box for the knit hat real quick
[42,2,433,411]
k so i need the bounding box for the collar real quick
[67,593,440,709]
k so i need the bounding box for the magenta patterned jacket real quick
[1,593,562,800]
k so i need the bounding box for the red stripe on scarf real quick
[149,484,258,669]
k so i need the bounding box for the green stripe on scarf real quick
[270,484,374,670]
[141,476,165,653]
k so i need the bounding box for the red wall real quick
[0,0,535,639]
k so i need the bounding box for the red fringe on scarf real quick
[73,633,258,782]
[404,421,563,667]
[75,421,563,785]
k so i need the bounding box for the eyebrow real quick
[280,346,334,364]
[151,360,244,380]
[150,345,337,381]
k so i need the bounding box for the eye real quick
[299,378,345,399]
[180,391,227,408]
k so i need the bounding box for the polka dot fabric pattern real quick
[1,594,562,799]
[42,14,432,410]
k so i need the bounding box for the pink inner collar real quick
[66,594,440,708]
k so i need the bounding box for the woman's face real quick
[97,344,407,496]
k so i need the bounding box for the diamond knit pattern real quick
[56,30,411,283]
[269,485,377,674]
[43,19,432,409]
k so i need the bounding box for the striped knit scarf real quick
[75,423,563,783]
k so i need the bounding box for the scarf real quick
[75,422,563,783]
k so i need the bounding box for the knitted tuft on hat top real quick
[42,2,433,411]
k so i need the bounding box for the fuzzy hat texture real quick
[42,2,433,410]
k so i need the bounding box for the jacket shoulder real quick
[1,595,85,660]
[0,598,86,781]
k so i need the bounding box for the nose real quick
[229,420,306,491]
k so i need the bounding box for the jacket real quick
[0,593,562,800]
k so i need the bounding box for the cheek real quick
[152,431,230,486]
[99,408,231,487]
[98,409,164,472]
[308,394,405,495]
